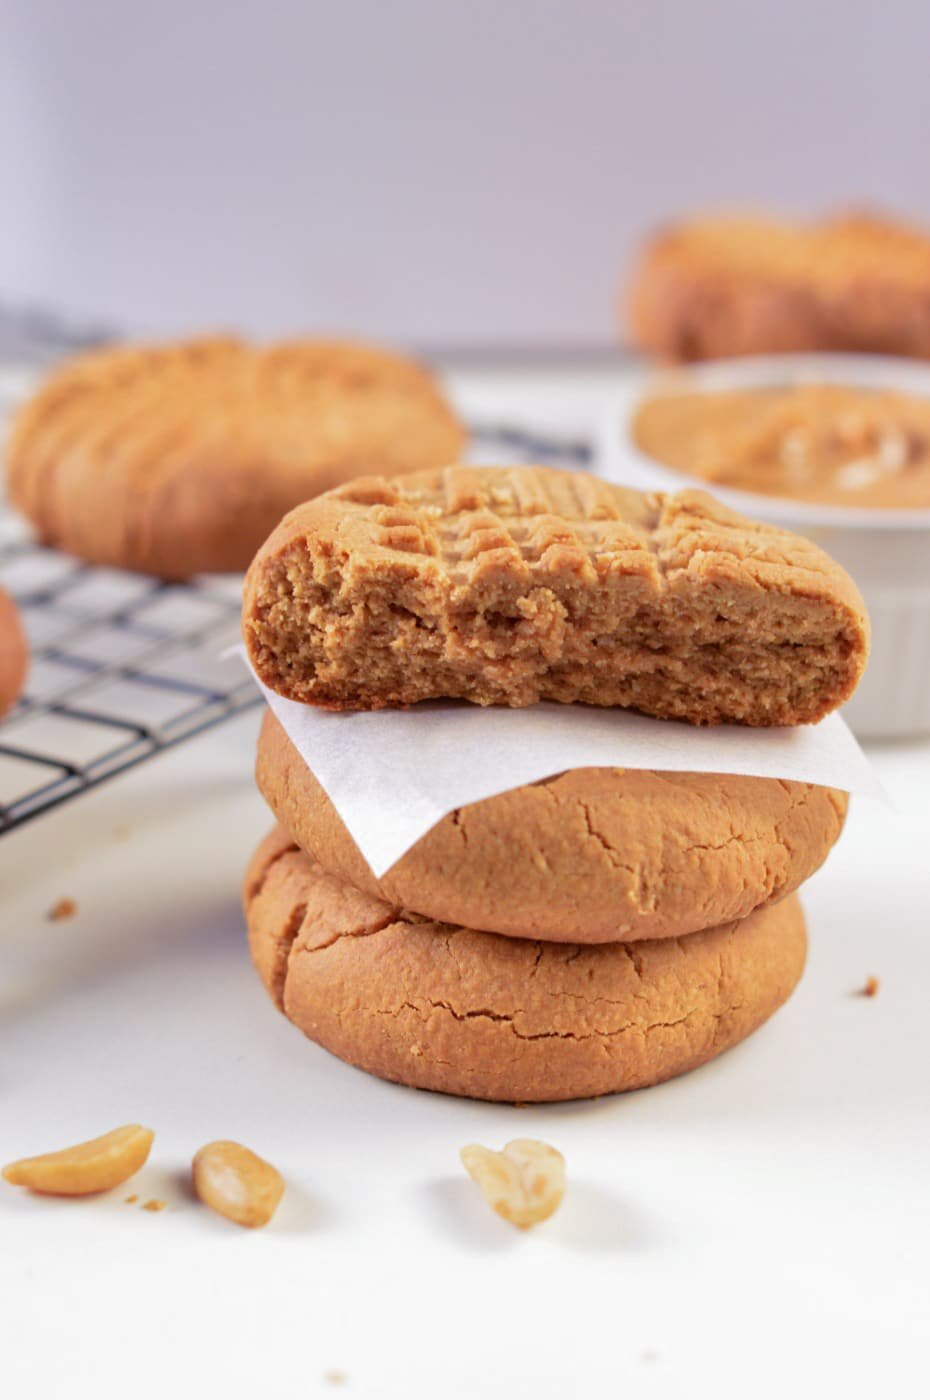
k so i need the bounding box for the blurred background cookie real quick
[0,586,28,717]
[628,211,930,363]
[5,336,465,578]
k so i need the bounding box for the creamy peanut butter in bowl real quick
[603,354,930,737]
[632,381,930,511]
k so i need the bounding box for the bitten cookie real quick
[5,337,465,579]
[243,463,869,725]
[0,587,28,716]
[244,828,807,1103]
[628,211,930,363]
[257,710,846,943]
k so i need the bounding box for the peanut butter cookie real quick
[0,587,28,716]
[629,211,930,362]
[6,337,464,578]
[257,710,846,943]
[243,464,868,725]
[243,827,807,1103]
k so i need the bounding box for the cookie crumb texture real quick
[243,465,868,726]
[5,337,464,579]
[243,828,807,1103]
[629,211,930,362]
[258,711,846,943]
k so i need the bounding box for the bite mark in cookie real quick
[243,464,869,725]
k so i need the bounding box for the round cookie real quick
[244,827,807,1103]
[628,211,930,363]
[5,336,465,579]
[256,710,846,943]
[0,587,28,716]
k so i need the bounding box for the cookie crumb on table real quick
[857,976,880,998]
[324,1370,347,1387]
[142,1198,167,1212]
[47,898,78,922]
[124,1194,138,1204]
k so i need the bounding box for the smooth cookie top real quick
[243,827,808,1103]
[257,709,847,943]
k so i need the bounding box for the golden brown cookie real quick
[243,463,869,725]
[0,587,28,716]
[257,710,846,943]
[244,827,807,1103]
[5,337,465,579]
[628,211,930,363]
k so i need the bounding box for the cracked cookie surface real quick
[243,827,807,1102]
[257,710,845,943]
[243,463,868,725]
[629,211,930,362]
[5,337,464,578]
[0,587,28,716]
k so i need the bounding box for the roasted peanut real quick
[460,1137,566,1229]
[192,1140,284,1228]
[2,1124,154,1196]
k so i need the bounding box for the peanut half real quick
[460,1137,566,1229]
[3,1124,154,1196]
[192,1140,284,1228]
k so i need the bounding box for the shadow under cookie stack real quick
[241,464,869,1103]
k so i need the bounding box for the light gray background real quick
[2,0,929,348]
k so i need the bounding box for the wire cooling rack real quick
[0,413,591,835]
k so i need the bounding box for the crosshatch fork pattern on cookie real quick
[0,418,591,835]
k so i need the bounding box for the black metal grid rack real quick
[0,514,258,834]
[0,410,591,836]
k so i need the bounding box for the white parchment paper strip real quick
[252,668,885,878]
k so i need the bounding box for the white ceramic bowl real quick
[601,353,930,739]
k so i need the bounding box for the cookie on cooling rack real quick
[243,827,808,1103]
[628,210,930,362]
[0,587,28,716]
[5,337,465,579]
[243,463,869,726]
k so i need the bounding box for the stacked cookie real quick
[242,465,868,1102]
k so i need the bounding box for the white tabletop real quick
[2,365,929,1399]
